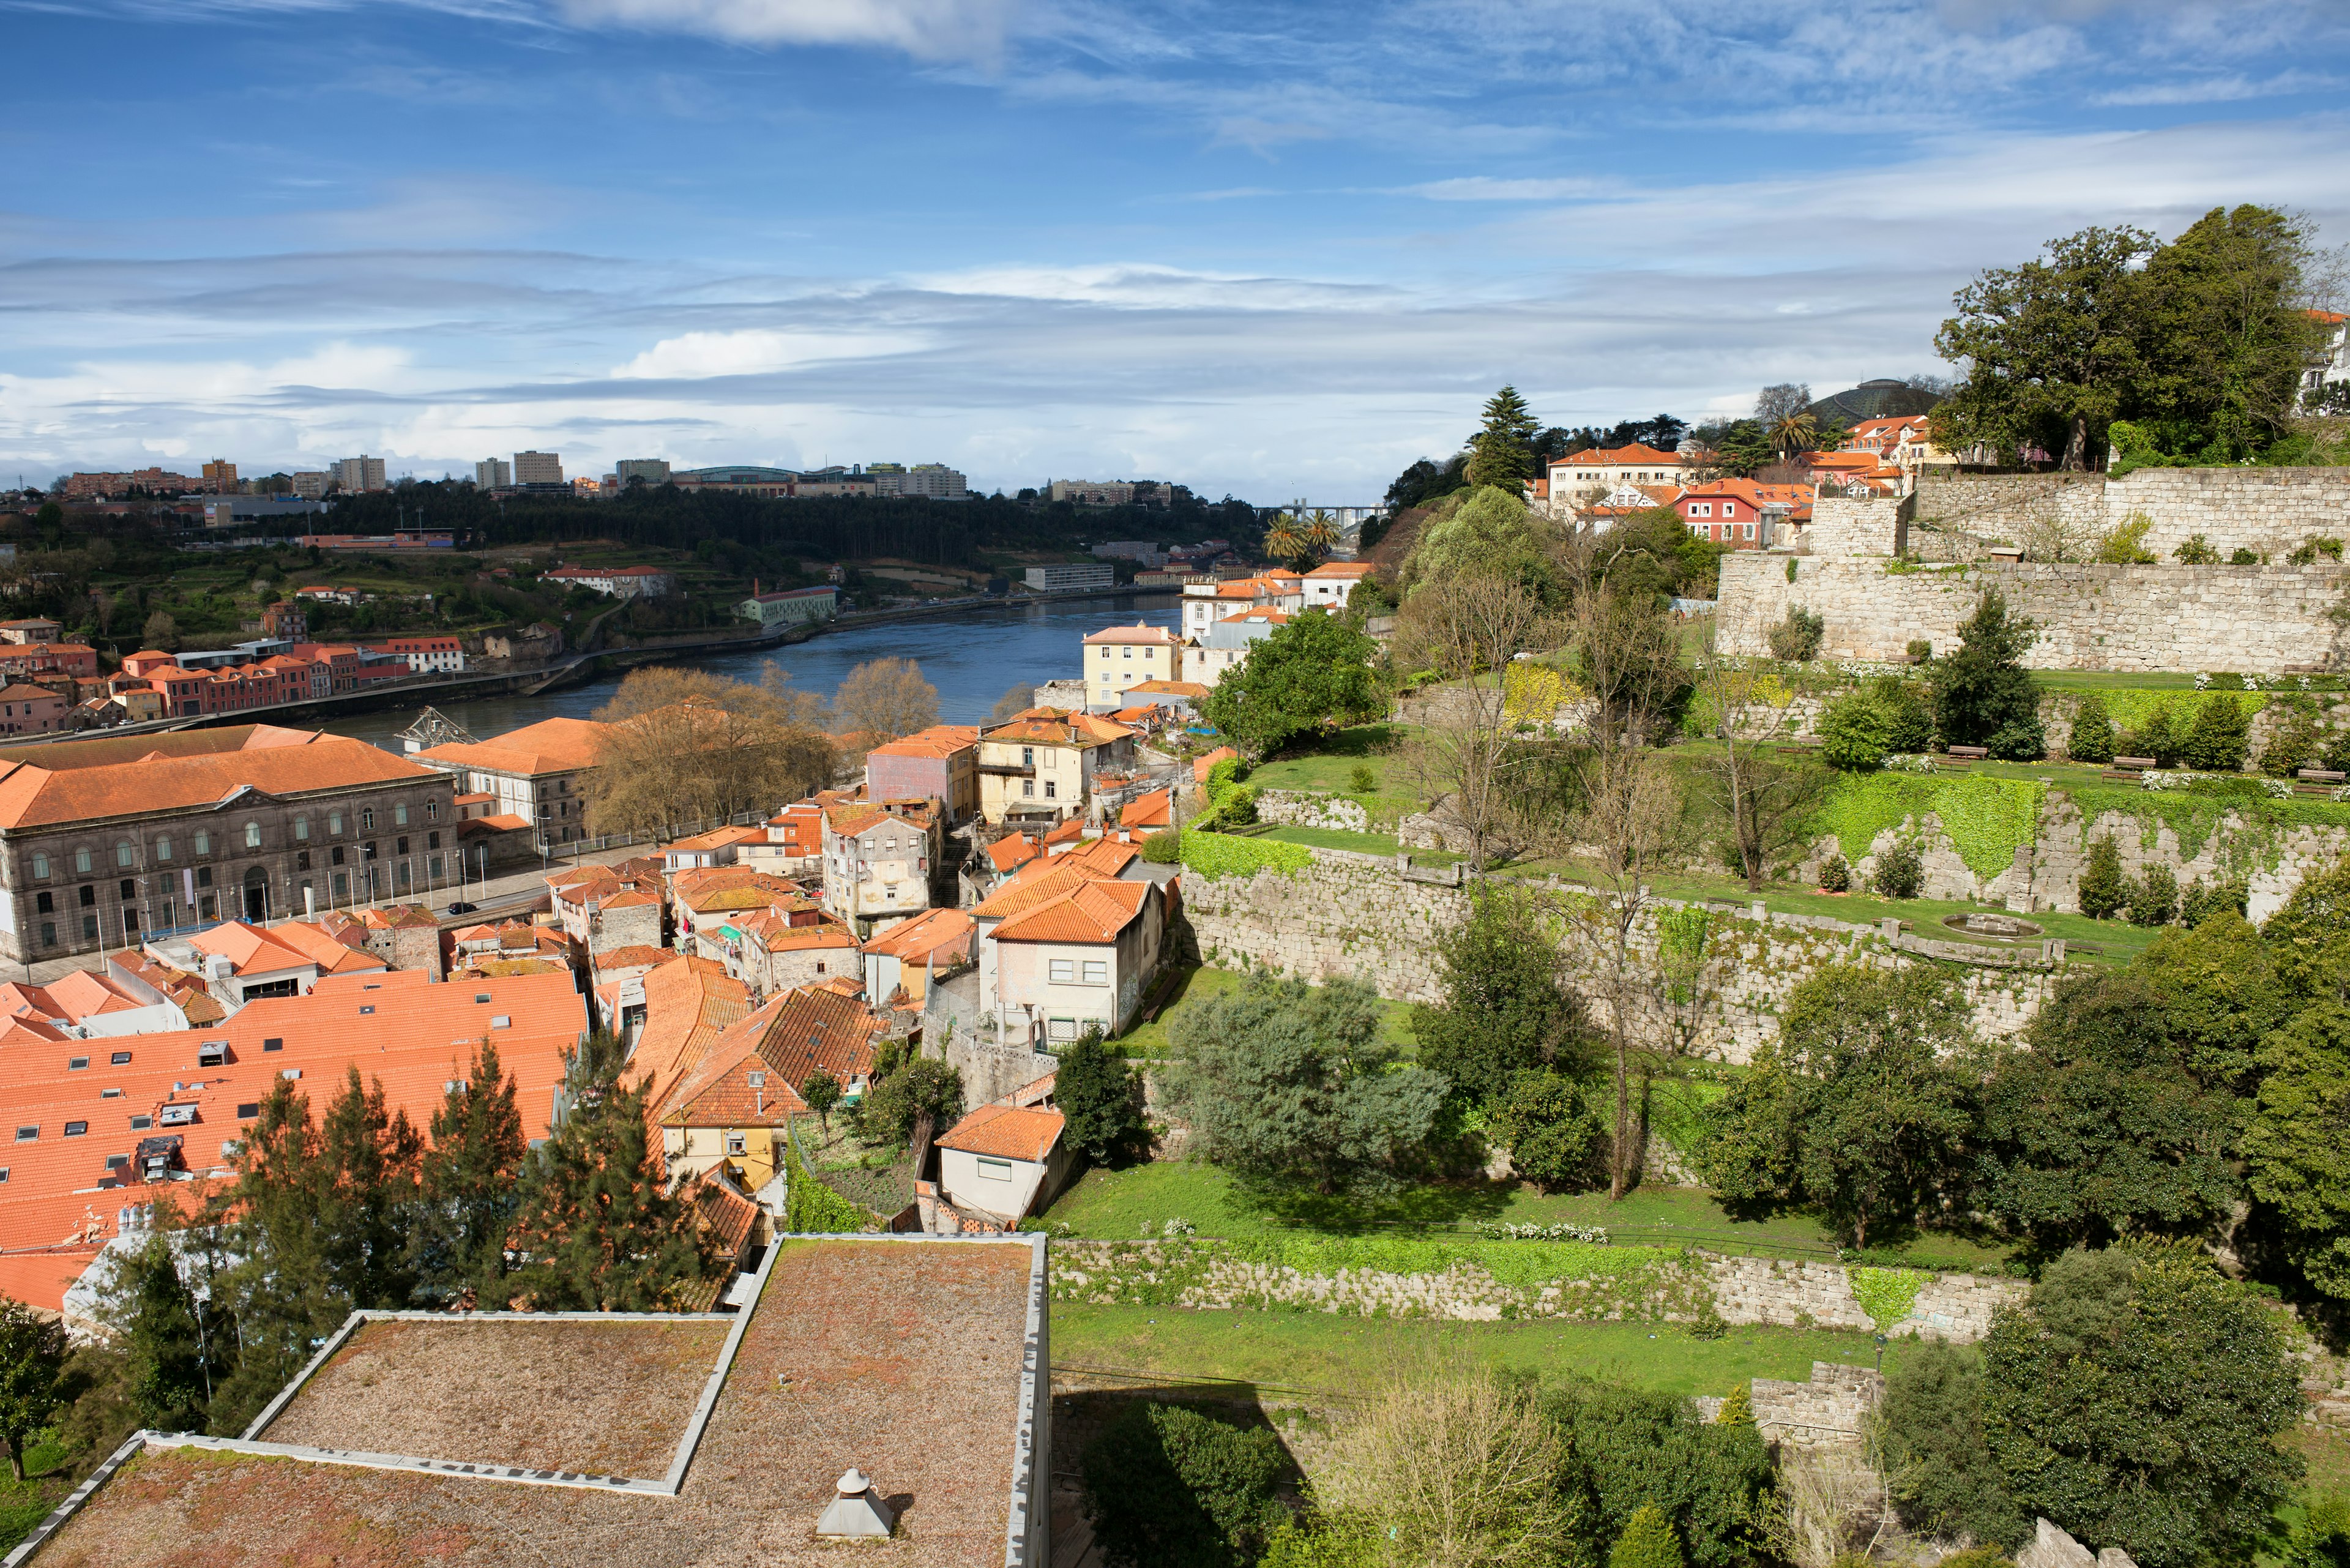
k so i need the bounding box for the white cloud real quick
[1404,176,1608,202]
[610,327,920,378]
[552,0,1018,58]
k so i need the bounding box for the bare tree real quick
[1390,571,1553,870]
[988,683,1034,724]
[832,657,939,750]
[585,665,834,838]
[1544,571,1697,1198]
[1688,617,1830,892]
[1756,382,1813,424]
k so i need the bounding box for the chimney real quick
[815,1468,895,1539]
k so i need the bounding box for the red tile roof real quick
[989,879,1149,944]
[862,906,975,963]
[0,731,433,830]
[624,955,750,1106]
[730,984,886,1092]
[866,723,982,760]
[414,716,612,777]
[937,1103,1064,1162]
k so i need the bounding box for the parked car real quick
[444,901,478,915]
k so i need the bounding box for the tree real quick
[2242,1001,2350,1304]
[1321,1367,1584,1568]
[1056,1029,1148,1165]
[1163,973,1446,1197]
[2067,692,2117,763]
[510,1052,707,1311]
[1976,972,2240,1252]
[859,1044,963,1148]
[0,1294,66,1480]
[2138,206,2332,460]
[990,683,1034,724]
[800,1072,841,1137]
[1402,485,1561,600]
[1699,965,1976,1247]
[2254,855,2350,1004]
[1390,570,1553,868]
[1492,1071,1605,1189]
[1930,589,2042,755]
[1692,622,1830,891]
[1876,1340,2026,1549]
[411,1042,527,1308]
[1818,692,1893,772]
[98,1233,221,1435]
[1198,610,1384,761]
[1767,413,1818,462]
[1549,1380,1774,1568]
[1081,1400,1287,1568]
[2138,911,2286,1092]
[2180,692,2250,772]
[1982,1247,2305,1568]
[585,665,834,838]
[1755,384,1812,425]
[1465,385,1539,493]
[1611,1506,1684,1568]
[140,609,179,652]
[2078,837,2127,919]
[833,657,939,749]
[1413,888,1588,1109]
[1934,226,2157,469]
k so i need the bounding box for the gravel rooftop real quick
[258,1317,734,1476]
[29,1239,1039,1568]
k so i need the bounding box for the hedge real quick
[1179,830,1313,880]
[1817,773,2045,876]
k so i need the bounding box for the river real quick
[316,593,1182,752]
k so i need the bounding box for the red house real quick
[1673,480,1812,548]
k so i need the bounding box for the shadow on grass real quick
[1267,724,1400,761]
[1226,1176,1517,1234]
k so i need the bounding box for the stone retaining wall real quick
[1911,466,2350,562]
[1720,554,2350,672]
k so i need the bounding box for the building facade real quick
[737,586,839,627]
[333,456,387,493]
[474,457,512,488]
[411,716,611,845]
[864,725,980,823]
[820,799,942,933]
[975,709,1138,826]
[1082,622,1185,711]
[513,450,564,487]
[542,565,674,599]
[0,728,458,963]
[615,458,672,487]
[1022,563,1116,593]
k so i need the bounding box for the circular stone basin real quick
[1941,912,2044,941]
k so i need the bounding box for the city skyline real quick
[2,0,2346,498]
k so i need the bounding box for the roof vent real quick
[815,1468,895,1539]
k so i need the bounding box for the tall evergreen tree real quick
[1466,385,1539,493]
[1930,589,2042,755]
[411,1042,528,1307]
[511,1056,707,1311]
[99,1233,222,1435]
[1412,887,1590,1109]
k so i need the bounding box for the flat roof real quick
[20,1237,1046,1567]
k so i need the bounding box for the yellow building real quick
[1083,622,1185,711]
[977,707,1139,825]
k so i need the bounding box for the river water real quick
[317,593,1182,752]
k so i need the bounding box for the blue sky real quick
[2,0,2347,501]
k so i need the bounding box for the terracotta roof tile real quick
[0,733,433,830]
[937,1103,1064,1162]
[865,723,982,760]
[861,906,974,962]
[624,956,751,1105]
[414,716,612,777]
[989,879,1149,944]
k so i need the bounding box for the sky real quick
[2,0,2348,502]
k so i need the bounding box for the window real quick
[129,1114,152,1130]
[1021,747,1034,767]
[73,847,91,874]
[102,1087,121,1098]
[237,1103,259,1119]
[1122,646,1132,659]
[155,834,171,861]
[396,836,408,856]
[64,1121,86,1137]
[106,1154,127,1171]
[976,1156,1014,1181]
[294,817,309,841]
[30,852,47,879]
[333,872,348,899]
[1021,780,1034,797]
[429,854,442,878]
[195,829,212,855]
[329,812,343,835]
[116,840,133,867]
[111,1050,130,1065]
[119,879,133,901]
[1044,780,1056,799]
[39,923,53,947]
[244,821,261,848]
[1692,503,1710,517]
[200,894,216,920]
[427,801,439,821]
[726,1132,747,1155]
[13,1127,34,1141]
[428,831,440,850]
[35,891,51,914]
[331,846,345,866]
[1083,960,1108,984]
[296,850,310,872]
[1050,958,1075,982]
[68,1056,87,1070]
[196,866,212,888]
[198,1041,228,1067]
[362,808,376,831]
[80,914,97,940]
[1723,503,1737,517]
[395,803,409,826]
[364,842,378,861]
[491,1015,510,1029]
[263,1037,283,1052]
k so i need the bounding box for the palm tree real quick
[1769,412,1818,461]
[1299,509,1341,559]
[1261,512,1304,566]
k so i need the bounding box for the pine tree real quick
[412,1043,527,1307]
[1056,1030,1147,1166]
[1610,1504,1685,1568]
[1715,1381,1755,1428]
[2182,692,2251,772]
[2080,836,2128,920]
[512,1064,707,1312]
[317,1067,422,1310]
[2067,692,2117,763]
[100,1233,219,1435]
[1466,385,1539,493]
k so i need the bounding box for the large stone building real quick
[411,715,611,845]
[0,726,457,963]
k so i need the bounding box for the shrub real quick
[1875,1341,2027,1550]
[2094,513,2157,564]
[1906,638,1934,664]
[2229,547,2259,566]
[1874,678,1935,755]
[1217,786,1259,827]
[1985,716,2046,761]
[2288,535,2345,565]
[1548,1381,1773,1568]
[1610,1506,1684,1568]
[2065,692,2116,764]
[1057,1029,1149,1165]
[2177,878,2247,928]
[2078,837,2127,919]
[2118,701,2181,766]
[1141,829,1182,864]
[2180,692,2250,772]
[1767,606,1825,663]
[2259,699,2324,778]
[2125,864,2178,927]
[2281,1491,2350,1568]
[2174,534,2221,565]
[1348,763,1375,794]
[1872,840,1924,900]
[1081,1400,1288,1568]
[1491,1070,1604,1190]
[1818,693,1892,772]
[1819,854,1850,893]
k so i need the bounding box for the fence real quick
[531,808,766,860]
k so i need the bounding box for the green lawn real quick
[1242,726,1425,826]
[1043,1159,2016,1272]
[0,1436,72,1553]
[1052,1305,1909,1401]
[1114,967,1415,1059]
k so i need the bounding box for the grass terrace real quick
[1113,966,1416,1059]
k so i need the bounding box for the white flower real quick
[2195,672,2212,689]
[2241,673,2260,690]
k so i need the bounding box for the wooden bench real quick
[1945,745,1988,758]
[2112,756,2156,771]
[2297,768,2346,783]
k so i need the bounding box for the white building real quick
[474,457,512,489]
[1300,561,1376,610]
[872,463,968,499]
[739,586,839,627]
[542,564,674,599]
[1180,571,1302,639]
[614,458,671,487]
[1083,622,1185,711]
[334,455,387,494]
[1023,563,1116,593]
[513,450,564,486]
[2305,310,2349,409]
[821,799,942,934]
